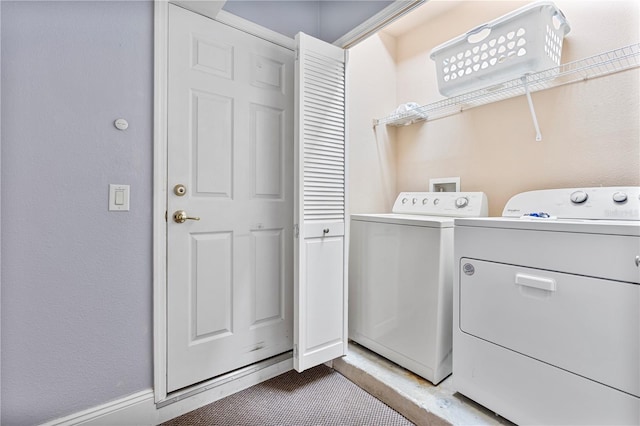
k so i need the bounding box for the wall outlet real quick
[429,177,460,192]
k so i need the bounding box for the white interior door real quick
[167,4,294,392]
[293,32,348,372]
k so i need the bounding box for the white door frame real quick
[0,4,3,419]
[152,0,424,404]
[153,0,169,404]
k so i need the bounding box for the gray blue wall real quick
[1,2,154,424]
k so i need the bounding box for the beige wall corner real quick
[350,0,640,216]
[348,32,399,214]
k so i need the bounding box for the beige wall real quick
[349,0,640,216]
[347,31,399,214]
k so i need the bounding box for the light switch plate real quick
[109,184,130,211]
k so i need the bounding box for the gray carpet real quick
[161,364,415,425]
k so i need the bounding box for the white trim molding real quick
[153,0,169,403]
[40,390,156,426]
[333,0,426,48]
[0,3,3,420]
[215,10,295,51]
[168,1,295,51]
[41,356,293,426]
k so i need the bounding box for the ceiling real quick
[222,0,396,44]
[171,0,462,48]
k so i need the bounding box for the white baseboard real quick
[40,390,156,426]
[41,357,293,426]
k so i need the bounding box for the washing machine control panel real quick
[393,192,488,217]
[502,187,640,220]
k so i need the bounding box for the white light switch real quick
[115,190,125,205]
[109,184,130,211]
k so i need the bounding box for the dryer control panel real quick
[502,187,640,220]
[392,192,488,217]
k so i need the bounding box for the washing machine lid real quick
[351,213,454,228]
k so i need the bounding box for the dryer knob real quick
[402,198,408,204]
[570,190,588,204]
[612,192,628,203]
[412,198,418,205]
[455,197,469,208]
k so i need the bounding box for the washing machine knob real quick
[422,198,429,205]
[402,198,408,204]
[612,192,628,203]
[412,198,418,205]
[570,190,588,204]
[433,198,440,205]
[455,197,469,208]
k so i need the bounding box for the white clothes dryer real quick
[453,187,640,425]
[349,192,487,384]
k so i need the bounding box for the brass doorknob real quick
[173,184,187,196]
[173,210,200,223]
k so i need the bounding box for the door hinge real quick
[293,344,298,358]
[294,224,299,238]
[165,211,168,222]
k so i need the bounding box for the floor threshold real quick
[157,351,293,409]
[333,342,513,426]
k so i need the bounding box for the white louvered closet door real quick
[293,32,348,372]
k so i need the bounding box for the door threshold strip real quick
[157,351,293,408]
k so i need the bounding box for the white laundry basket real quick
[430,1,570,97]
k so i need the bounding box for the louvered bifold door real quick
[293,32,348,372]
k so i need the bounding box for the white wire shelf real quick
[373,43,640,127]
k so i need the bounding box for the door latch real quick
[173,210,200,223]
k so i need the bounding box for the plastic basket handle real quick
[552,9,571,34]
[466,24,491,44]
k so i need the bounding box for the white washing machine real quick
[349,191,488,384]
[453,187,640,425]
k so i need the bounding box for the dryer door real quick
[459,258,639,397]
